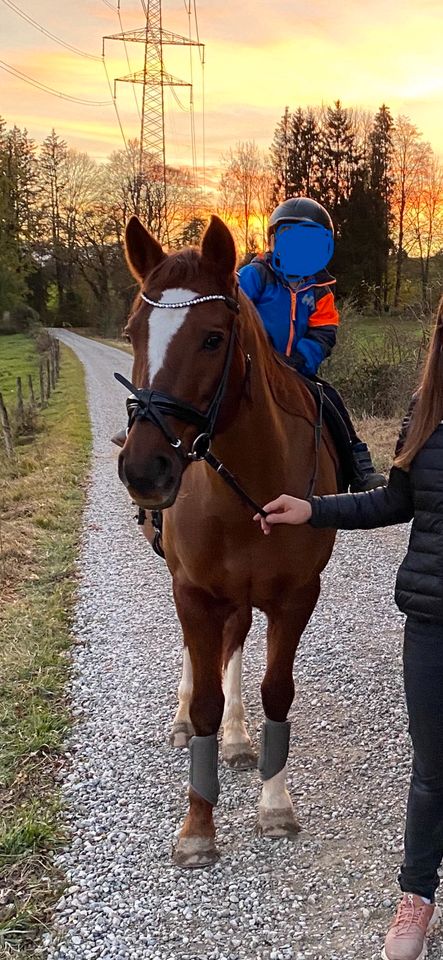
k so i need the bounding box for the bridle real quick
[114,289,269,518]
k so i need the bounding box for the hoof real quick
[257,808,301,838]
[173,836,219,869]
[222,742,257,770]
[169,721,195,749]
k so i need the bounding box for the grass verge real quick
[93,337,132,354]
[0,343,90,958]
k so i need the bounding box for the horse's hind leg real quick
[221,606,256,769]
[170,645,195,748]
[258,579,320,838]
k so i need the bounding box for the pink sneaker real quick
[382,893,441,960]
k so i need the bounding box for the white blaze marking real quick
[147,287,195,383]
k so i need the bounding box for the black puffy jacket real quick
[310,420,443,624]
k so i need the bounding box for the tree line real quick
[0,121,204,332]
[220,103,443,312]
[1,101,443,334]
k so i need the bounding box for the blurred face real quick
[270,221,334,281]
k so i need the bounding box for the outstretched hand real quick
[254,495,312,535]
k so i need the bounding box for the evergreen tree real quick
[287,108,321,199]
[39,130,68,315]
[320,100,359,214]
[369,105,394,310]
[0,118,27,314]
[270,107,291,203]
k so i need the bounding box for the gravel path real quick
[42,331,441,960]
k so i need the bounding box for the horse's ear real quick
[201,215,237,278]
[125,215,165,282]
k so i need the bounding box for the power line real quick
[0,0,102,61]
[0,0,130,155]
[102,58,128,151]
[185,1,197,195]
[191,0,206,189]
[0,57,113,105]
[117,1,141,120]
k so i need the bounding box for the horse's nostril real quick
[154,456,170,482]
[118,454,128,488]
[120,454,174,493]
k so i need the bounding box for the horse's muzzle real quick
[118,450,180,509]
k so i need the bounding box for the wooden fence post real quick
[0,392,14,458]
[28,374,35,406]
[16,377,25,429]
[46,358,51,399]
[50,344,56,390]
[39,362,46,406]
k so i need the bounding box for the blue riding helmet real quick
[268,196,334,283]
[271,221,334,282]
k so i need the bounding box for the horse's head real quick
[118,214,241,509]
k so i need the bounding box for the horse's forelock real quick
[147,248,203,290]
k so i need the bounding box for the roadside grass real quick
[0,342,90,957]
[95,337,132,354]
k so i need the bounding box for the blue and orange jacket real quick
[238,253,339,376]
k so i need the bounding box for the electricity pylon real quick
[103,2,203,228]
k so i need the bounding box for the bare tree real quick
[391,116,431,306]
[407,152,443,309]
[62,150,101,293]
[104,140,202,248]
[218,141,261,252]
[255,156,275,251]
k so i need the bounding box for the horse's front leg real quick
[172,580,227,868]
[258,579,320,837]
[221,606,256,768]
[170,645,195,747]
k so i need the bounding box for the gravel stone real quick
[41,331,443,960]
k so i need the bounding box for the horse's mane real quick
[238,290,316,420]
[149,248,204,288]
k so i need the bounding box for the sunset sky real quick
[1,0,442,182]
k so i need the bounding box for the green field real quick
[346,313,425,346]
[0,334,42,407]
[0,336,91,957]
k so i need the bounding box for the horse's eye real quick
[203,333,224,351]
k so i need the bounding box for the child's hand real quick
[254,496,312,534]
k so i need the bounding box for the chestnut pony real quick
[118,214,338,867]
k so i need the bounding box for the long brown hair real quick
[395,295,443,469]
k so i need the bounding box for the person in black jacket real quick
[254,297,443,960]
